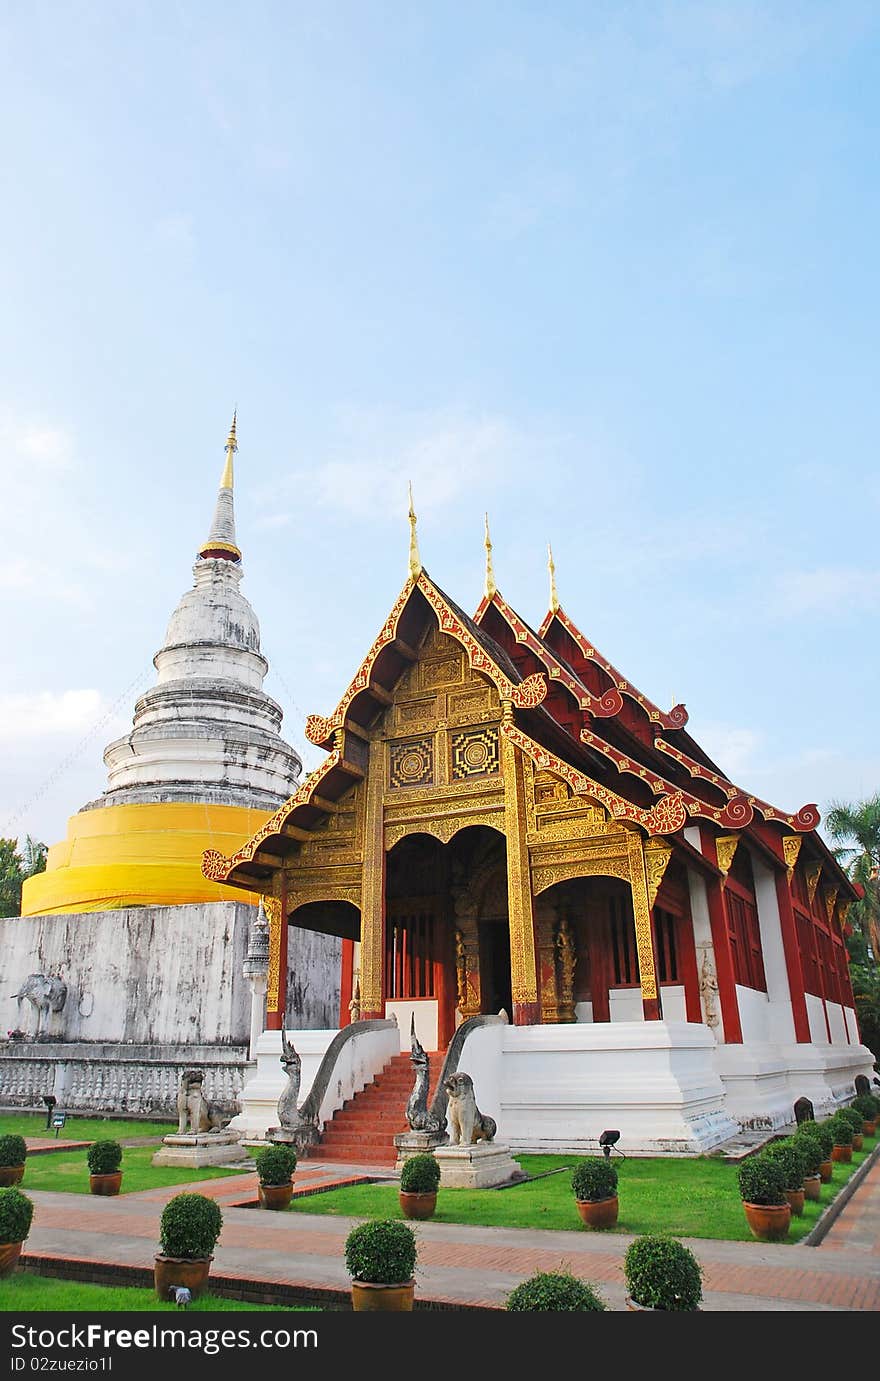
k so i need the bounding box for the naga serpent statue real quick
[405,1014,444,1134]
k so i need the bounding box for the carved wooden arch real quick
[531,855,632,896]
[384,816,506,853]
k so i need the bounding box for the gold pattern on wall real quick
[288,884,362,910]
[715,835,740,880]
[359,741,387,1014]
[389,737,434,789]
[627,831,658,1000]
[501,732,539,1007]
[837,900,852,934]
[532,855,631,895]
[264,895,283,1015]
[452,726,499,780]
[556,916,576,1021]
[823,885,839,925]
[806,861,822,904]
[644,840,674,909]
[384,806,504,852]
[782,835,803,881]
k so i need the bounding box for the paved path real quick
[17,1149,880,1312]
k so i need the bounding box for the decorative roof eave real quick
[202,748,343,886]
[578,726,757,830]
[538,605,689,731]
[502,720,687,837]
[653,735,820,833]
[475,591,624,717]
[305,573,547,751]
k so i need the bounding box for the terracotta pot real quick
[831,1145,852,1163]
[154,1255,212,1301]
[0,1240,24,1278]
[399,1190,437,1221]
[862,1121,876,1137]
[819,1160,833,1183]
[742,1201,791,1242]
[852,1133,864,1152]
[784,1187,805,1217]
[803,1174,822,1202]
[576,1195,619,1230]
[89,1172,122,1196]
[350,1279,415,1312]
[0,1166,25,1188]
[258,1182,293,1211]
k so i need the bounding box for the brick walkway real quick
[16,1148,880,1311]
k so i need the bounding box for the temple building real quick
[209,509,873,1155]
[0,422,340,1114]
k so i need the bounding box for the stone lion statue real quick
[176,1069,227,1134]
[443,1071,496,1146]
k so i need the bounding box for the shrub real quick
[159,1193,223,1260]
[795,1119,834,1159]
[254,1144,297,1186]
[0,1136,27,1168]
[571,1157,618,1203]
[852,1093,879,1120]
[344,1219,417,1284]
[792,1132,823,1177]
[506,1270,606,1311]
[399,1154,440,1195]
[624,1235,703,1311]
[86,1140,123,1176]
[763,1138,809,1190]
[838,1105,865,1135]
[827,1113,854,1147]
[0,1188,33,1244]
[737,1153,787,1206]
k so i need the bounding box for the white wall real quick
[805,993,829,1045]
[736,984,770,1044]
[751,855,796,1045]
[609,988,643,1022]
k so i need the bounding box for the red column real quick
[339,938,355,1028]
[701,830,743,1043]
[774,871,811,1043]
[674,911,703,1024]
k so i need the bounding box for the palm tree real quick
[825,795,880,961]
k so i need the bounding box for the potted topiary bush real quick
[0,1187,34,1278]
[571,1157,619,1229]
[852,1093,879,1135]
[624,1234,703,1311]
[763,1138,809,1217]
[344,1217,417,1311]
[154,1192,223,1300]
[86,1140,123,1196]
[737,1153,791,1241]
[398,1153,440,1220]
[793,1127,825,1200]
[506,1270,606,1311]
[0,1136,27,1188]
[827,1113,855,1163]
[838,1105,865,1151]
[796,1118,835,1182]
[254,1144,297,1210]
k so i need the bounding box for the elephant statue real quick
[12,974,67,1037]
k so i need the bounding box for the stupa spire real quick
[408,482,421,581]
[484,513,496,599]
[199,412,242,562]
[548,542,560,614]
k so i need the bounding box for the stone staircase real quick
[315,1051,443,1166]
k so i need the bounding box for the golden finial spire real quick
[220,409,237,490]
[548,542,560,614]
[407,482,421,580]
[484,513,496,599]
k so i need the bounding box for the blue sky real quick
[2,2,879,848]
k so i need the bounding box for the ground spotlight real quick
[598,1129,623,1160]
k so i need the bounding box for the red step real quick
[312,1051,444,1165]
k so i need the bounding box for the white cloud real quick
[268,407,549,522]
[0,409,74,477]
[775,567,880,616]
[0,690,111,742]
[693,721,762,777]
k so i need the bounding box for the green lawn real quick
[289,1138,877,1243]
[0,1113,175,1142]
[17,1144,251,1194]
[1,1274,318,1312]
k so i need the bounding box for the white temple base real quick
[152,1131,244,1168]
[434,1142,523,1188]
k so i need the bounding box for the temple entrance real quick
[384,826,509,1046]
[537,875,643,1022]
